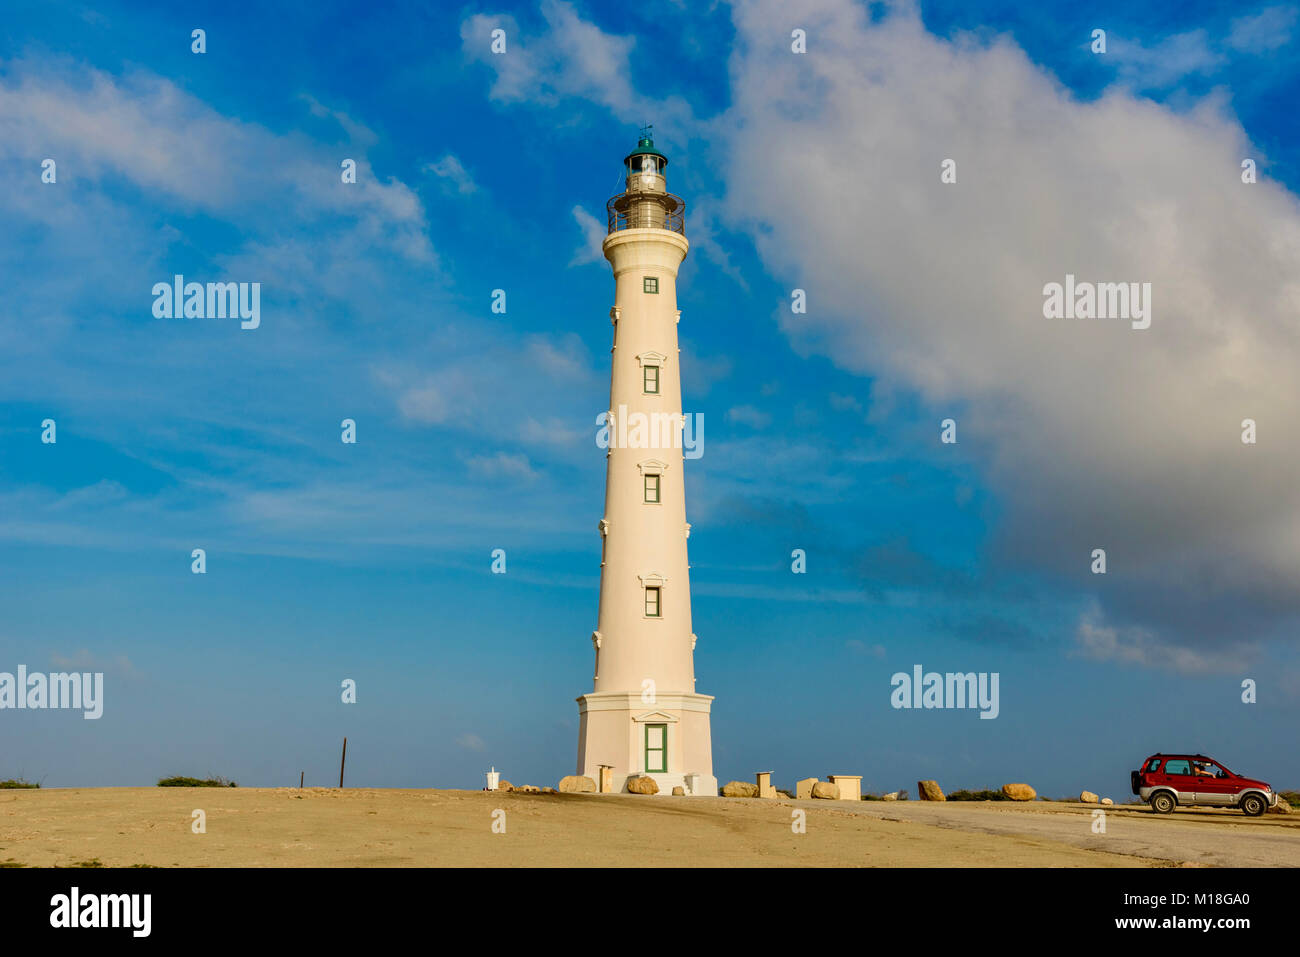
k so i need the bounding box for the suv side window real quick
[1164,759,1191,775]
[1145,758,1162,772]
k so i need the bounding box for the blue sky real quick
[2,0,1299,799]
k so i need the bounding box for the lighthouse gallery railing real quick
[606,193,686,234]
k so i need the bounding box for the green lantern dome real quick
[624,131,668,168]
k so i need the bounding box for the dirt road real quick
[822,799,1300,867]
[2,788,1295,867]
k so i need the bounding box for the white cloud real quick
[424,154,479,194]
[461,0,633,110]
[375,331,601,455]
[460,0,693,126]
[0,58,436,265]
[1072,608,1247,674]
[1227,5,1299,53]
[456,733,488,752]
[464,452,539,482]
[569,204,607,265]
[726,405,772,429]
[719,0,1300,656]
[684,199,750,290]
[1105,30,1225,89]
[396,382,451,424]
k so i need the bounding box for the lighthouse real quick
[575,131,717,796]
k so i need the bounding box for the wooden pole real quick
[338,737,347,788]
[300,771,304,789]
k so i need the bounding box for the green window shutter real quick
[644,364,659,394]
[645,724,667,773]
[643,276,659,294]
[644,474,660,503]
[645,586,661,617]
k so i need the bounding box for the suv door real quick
[1161,758,1198,805]
[1193,761,1237,806]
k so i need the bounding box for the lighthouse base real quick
[576,690,716,796]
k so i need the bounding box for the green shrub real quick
[157,776,237,788]
[946,789,1009,801]
[0,779,39,789]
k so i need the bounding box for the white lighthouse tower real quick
[575,131,717,796]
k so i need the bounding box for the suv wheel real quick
[1241,794,1266,817]
[1150,792,1176,814]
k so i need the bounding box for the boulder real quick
[1101,797,1114,806]
[917,780,945,801]
[1079,790,1099,804]
[881,791,899,801]
[812,781,840,800]
[626,775,659,795]
[1268,797,1292,814]
[1001,783,1036,801]
[722,780,759,798]
[515,784,540,793]
[671,786,685,796]
[497,780,513,792]
[557,775,597,794]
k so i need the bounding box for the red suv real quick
[1131,753,1277,816]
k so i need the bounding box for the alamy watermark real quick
[891,664,999,719]
[1042,273,1151,330]
[596,405,703,459]
[0,666,104,719]
[50,887,150,937]
[152,275,261,330]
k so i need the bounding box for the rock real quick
[881,791,899,801]
[1079,790,1099,804]
[917,780,945,801]
[626,775,659,795]
[812,781,840,800]
[515,784,540,793]
[671,786,685,796]
[1101,797,1114,806]
[722,780,759,798]
[1001,782,1036,801]
[497,780,513,792]
[1268,797,1292,814]
[796,777,818,800]
[557,775,597,794]
[542,787,557,794]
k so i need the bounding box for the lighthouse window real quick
[643,277,659,294]
[644,586,661,618]
[644,724,667,773]
[644,473,660,504]
[643,364,660,394]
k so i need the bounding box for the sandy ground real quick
[2,788,1297,867]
